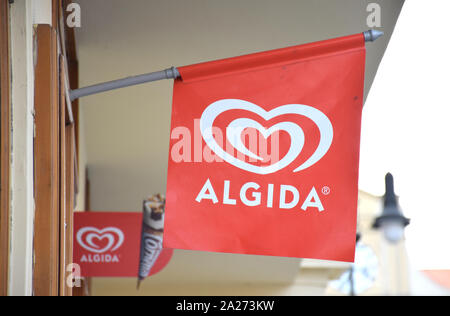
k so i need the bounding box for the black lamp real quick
[373,173,410,243]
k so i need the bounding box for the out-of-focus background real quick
[72,0,450,295]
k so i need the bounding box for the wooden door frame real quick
[33,24,60,296]
[0,0,11,297]
[1,0,79,296]
[32,0,80,296]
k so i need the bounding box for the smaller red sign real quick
[74,212,173,277]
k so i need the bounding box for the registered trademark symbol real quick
[321,186,330,195]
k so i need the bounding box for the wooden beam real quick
[58,55,75,296]
[0,0,11,296]
[64,123,75,296]
[61,0,79,165]
[62,0,78,62]
[52,0,60,29]
[58,55,67,296]
[33,25,60,296]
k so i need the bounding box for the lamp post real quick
[333,173,409,296]
[349,233,361,296]
[373,173,410,243]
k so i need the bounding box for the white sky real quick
[359,1,450,270]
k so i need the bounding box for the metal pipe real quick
[69,67,180,101]
[69,30,383,101]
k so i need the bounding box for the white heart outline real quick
[226,118,305,171]
[200,99,333,174]
[76,227,125,254]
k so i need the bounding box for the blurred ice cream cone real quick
[137,194,166,287]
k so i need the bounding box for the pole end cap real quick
[364,29,384,42]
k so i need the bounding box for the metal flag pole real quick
[69,30,383,101]
[69,67,180,101]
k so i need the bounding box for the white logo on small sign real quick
[76,227,124,254]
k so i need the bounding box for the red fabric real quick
[164,33,366,262]
[73,212,173,277]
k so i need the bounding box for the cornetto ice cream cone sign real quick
[164,33,366,262]
[137,194,166,288]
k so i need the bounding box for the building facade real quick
[1,0,421,296]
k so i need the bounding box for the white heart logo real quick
[200,99,333,174]
[76,227,124,254]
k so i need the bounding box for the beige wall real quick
[74,0,404,295]
[93,264,348,296]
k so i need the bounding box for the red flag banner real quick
[164,33,366,262]
[74,212,173,277]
